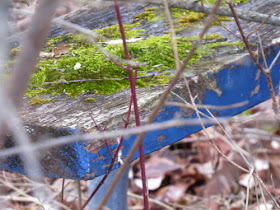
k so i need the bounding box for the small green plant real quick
[84,97,96,103]
[28,95,54,106]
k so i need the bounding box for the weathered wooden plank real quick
[1,0,280,179]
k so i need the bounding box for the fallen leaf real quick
[134,177,163,190]
[52,45,71,58]
[155,183,188,203]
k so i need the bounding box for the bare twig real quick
[0,115,276,159]
[246,15,271,40]
[214,15,241,40]
[227,2,279,115]
[43,74,156,84]
[165,100,248,110]
[61,178,65,203]
[245,167,254,210]
[13,8,145,68]
[0,1,59,206]
[163,0,180,70]
[267,49,280,73]
[0,0,10,76]
[128,192,174,210]
[6,0,60,108]
[257,31,268,69]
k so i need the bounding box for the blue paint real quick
[1,45,280,180]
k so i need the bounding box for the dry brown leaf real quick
[52,44,71,58]
[155,183,189,203]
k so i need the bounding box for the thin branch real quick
[61,178,65,203]
[254,172,280,208]
[0,0,10,75]
[246,15,271,40]
[43,74,156,84]
[183,77,249,172]
[227,2,279,115]
[257,31,268,69]
[267,49,280,73]
[245,167,254,210]
[165,100,248,110]
[163,0,180,70]
[13,8,145,68]
[5,0,60,108]
[214,15,241,40]
[128,192,174,210]
[0,114,269,159]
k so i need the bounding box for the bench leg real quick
[89,166,130,210]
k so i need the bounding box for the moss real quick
[133,6,232,34]
[28,95,54,106]
[84,97,96,103]
[26,30,244,98]
[133,6,163,23]
[205,0,250,5]
[175,10,206,26]
[133,6,207,30]
[9,46,21,58]
[240,109,252,115]
[232,0,250,4]
[23,4,248,98]
[231,40,245,50]
[94,24,146,39]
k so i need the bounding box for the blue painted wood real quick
[89,165,130,209]
[1,45,279,180]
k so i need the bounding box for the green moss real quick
[175,10,206,26]
[232,0,250,4]
[9,46,21,58]
[205,0,250,5]
[133,6,207,30]
[84,97,96,103]
[26,30,243,98]
[133,7,163,23]
[132,6,232,34]
[94,24,146,39]
[240,109,252,115]
[23,2,248,99]
[231,40,245,50]
[28,95,54,106]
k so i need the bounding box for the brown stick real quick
[6,0,60,108]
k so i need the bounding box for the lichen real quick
[9,46,21,58]
[133,6,163,23]
[133,5,233,34]
[84,97,96,103]
[28,95,54,106]
[206,0,250,5]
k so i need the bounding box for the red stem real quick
[81,57,139,209]
[113,1,149,208]
[82,2,149,208]
[81,96,133,210]
[90,113,114,159]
